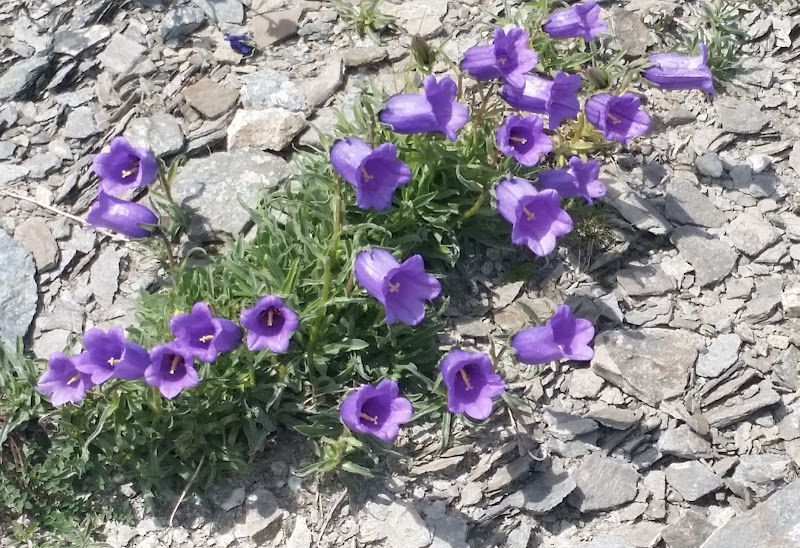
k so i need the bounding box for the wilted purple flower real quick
[644,44,715,95]
[500,71,581,130]
[496,115,553,167]
[86,191,157,238]
[495,178,573,256]
[511,304,595,364]
[144,342,199,399]
[239,295,300,354]
[354,249,441,326]
[37,352,95,406]
[225,34,255,55]
[440,349,505,421]
[585,93,651,146]
[543,1,608,41]
[461,27,538,88]
[92,137,158,195]
[339,379,413,443]
[330,137,412,211]
[170,302,242,363]
[379,75,469,142]
[74,327,150,385]
[538,156,606,204]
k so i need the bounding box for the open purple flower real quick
[87,191,157,238]
[354,249,441,326]
[170,302,242,363]
[73,326,150,385]
[495,178,573,256]
[225,34,255,55]
[37,352,95,406]
[512,304,595,364]
[543,1,608,41]
[644,44,715,95]
[500,71,581,130]
[92,136,158,195]
[330,137,412,211]
[239,295,300,354]
[144,342,199,399]
[379,75,469,142]
[496,115,553,167]
[585,93,651,146]
[461,27,538,88]
[340,379,413,443]
[538,156,606,204]
[440,350,505,421]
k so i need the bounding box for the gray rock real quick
[38,298,84,333]
[160,7,206,45]
[569,368,605,399]
[343,47,387,68]
[567,454,640,512]
[24,152,62,179]
[53,25,111,56]
[665,461,722,501]
[0,164,30,186]
[616,265,675,296]
[578,537,637,548]
[695,153,724,178]
[183,78,239,119]
[506,459,576,514]
[425,503,468,548]
[97,34,145,74]
[742,276,783,322]
[604,177,673,235]
[192,0,243,24]
[704,382,781,428]
[125,114,185,157]
[664,178,724,227]
[661,510,716,548]
[696,333,741,378]
[587,407,640,429]
[358,500,432,548]
[0,51,51,100]
[301,57,345,109]
[285,517,312,548]
[226,109,305,152]
[544,407,599,440]
[0,231,38,347]
[779,410,800,441]
[726,211,782,256]
[662,107,696,127]
[240,70,306,112]
[731,453,790,497]
[62,106,99,139]
[13,217,59,272]
[383,0,448,38]
[234,488,281,539]
[671,226,738,287]
[657,424,712,458]
[210,484,246,511]
[252,8,302,48]
[33,329,73,360]
[610,8,649,57]
[717,98,769,134]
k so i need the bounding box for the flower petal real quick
[331,137,373,186]
[495,178,537,225]
[354,249,399,305]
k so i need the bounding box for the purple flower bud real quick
[496,115,553,167]
[543,1,608,41]
[461,27,539,88]
[440,350,505,421]
[585,92,651,146]
[37,352,95,406]
[92,137,158,195]
[339,379,413,443]
[644,44,716,95]
[379,75,469,142]
[170,302,242,363]
[354,249,441,326]
[225,34,255,55]
[330,137,412,211]
[239,295,300,354]
[511,304,595,364]
[495,178,573,257]
[500,71,581,130]
[73,326,151,385]
[144,341,200,399]
[538,156,606,204]
[86,191,158,238]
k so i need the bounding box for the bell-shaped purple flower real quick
[144,342,200,399]
[170,302,242,363]
[73,326,150,385]
[239,295,300,354]
[500,71,581,130]
[461,27,539,89]
[440,349,505,421]
[225,34,255,55]
[340,379,413,443]
[585,92,651,146]
[379,75,469,142]
[496,115,553,167]
[92,136,158,195]
[538,156,606,204]
[86,191,157,239]
[495,178,573,256]
[543,1,608,42]
[354,249,441,326]
[644,44,716,95]
[37,352,95,406]
[330,137,412,211]
[512,304,595,364]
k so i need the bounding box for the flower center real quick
[509,136,528,145]
[497,57,507,65]
[67,375,80,385]
[121,161,139,179]
[360,412,379,424]
[522,207,536,221]
[259,307,281,327]
[169,355,182,375]
[361,167,373,182]
[199,334,215,343]
[388,282,401,293]
[108,357,120,366]
[459,368,473,391]
[607,112,621,124]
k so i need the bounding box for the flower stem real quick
[459,183,490,224]
[157,228,178,271]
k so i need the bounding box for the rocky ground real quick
[3,0,800,546]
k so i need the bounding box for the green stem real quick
[157,228,178,271]
[458,183,490,224]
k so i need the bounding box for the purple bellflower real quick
[496,115,553,167]
[461,27,538,89]
[585,92,651,146]
[543,1,608,42]
[495,178,573,257]
[74,327,150,385]
[440,350,506,421]
[538,156,606,204]
[225,34,255,55]
[87,191,157,238]
[379,75,469,142]
[145,342,200,399]
[500,71,581,130]
[239,295,300,354]
[170,302,242,363]
[354,249,441,326]
[37,352,95,406]
[92,136,158,195]
[340,379,413,443]
[330,137,412,211]
[512,304,595,364]
[643,44,716,95]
